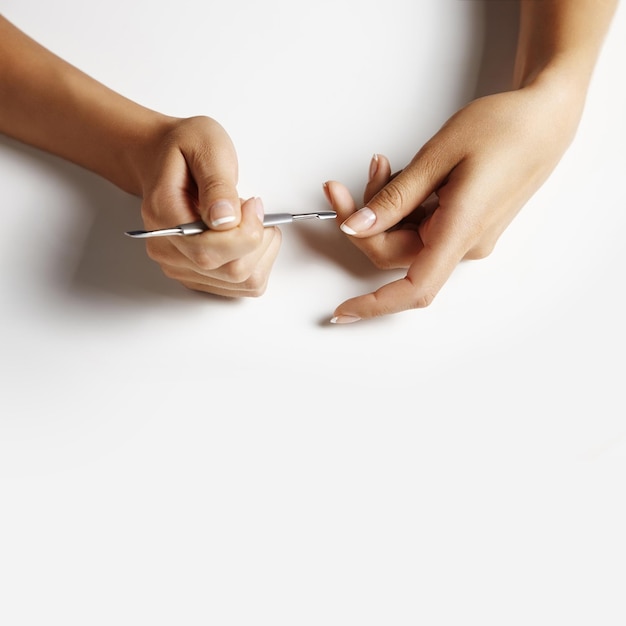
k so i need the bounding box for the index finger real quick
[331,205,467,322]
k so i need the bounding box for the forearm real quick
[0,15,173,195]
[514,0,618,91]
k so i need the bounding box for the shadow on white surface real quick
[1,3,522,312]
[0,136,219,308]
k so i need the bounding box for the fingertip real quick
[254,196,265,223]
[323,181,357,225]
[368,154,379,181]
[330,314,361,325]
[240,196,266,226]
[199,182,241,230]
[339,206,377,236]
[322,181,332,205]
[339,222,357,236]
[208,199,237,228]
[323,180,342,205]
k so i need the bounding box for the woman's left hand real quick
[324,83,584,323]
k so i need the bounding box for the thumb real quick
[339,143,457,238]
[200,181,242,231]
[188,132,241,231]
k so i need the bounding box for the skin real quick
[0,15,280,297]
[0,3,619,313]
[326,0,619,323]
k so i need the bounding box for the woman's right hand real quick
[139,115,282,297]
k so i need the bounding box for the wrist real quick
[120,111,179,196]
[514,51,595,93]
[513,61,590,131]
[513,0,617,97]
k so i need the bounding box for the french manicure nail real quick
[209,200,236,227]
[369,153,379,181]
[340,207,376,235]
[322,181,332,205]
[330,315,361,324]
[254,197,265,223]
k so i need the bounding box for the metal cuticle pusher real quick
[124,211,337,238]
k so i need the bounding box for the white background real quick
[1,1,625,624]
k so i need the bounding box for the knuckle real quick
[160,265,184,281]
[241,272,269,298]
[217,258,269,296]
[160,265,176,279]
[221,258,253,284]
[411,291,437,309]
[142,187,177,221]
[145,242,164,263]
[405,276,438,309]
[419,145,448,182]
[246,278,269,298]
[465,243,494,260]
[375,181,409,212]
[198,176,234,201]
[463,228,497,260]
[180,280,203,293]
[189,248,219,272]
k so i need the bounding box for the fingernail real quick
[254,197,265,223]
[340,207,376,235]
[330,315,361,324]
[322,181,332,205]
[209,200,236,227]
[369,153,379,181]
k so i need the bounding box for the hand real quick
[324,82,584,323]
[138,116,281,297]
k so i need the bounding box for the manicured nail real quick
[330,315,361,324]
[369,153,379,181]
[340,207,376,235]
[254,197,265,223]
[209,200,236,227]
[322,181,332,205]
